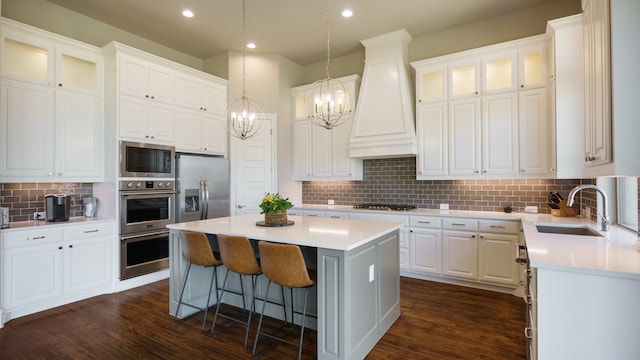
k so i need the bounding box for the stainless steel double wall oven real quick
[119,141,176,280]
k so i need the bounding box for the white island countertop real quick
[167,213,402,251]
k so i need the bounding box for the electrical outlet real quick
[33,212,45,220]
[439,203,449,210]
[369,265,375,283]
[328,199,335,205]
[524,206,538,214]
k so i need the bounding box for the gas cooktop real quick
[353,203,417,211]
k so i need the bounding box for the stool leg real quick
[297,287,310,360]
[200,265,217,331]
[174,262,192,322]
[243,273,257,348]
[252,280,272,357]
[211,267,231,333]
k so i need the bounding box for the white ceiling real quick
[43,0,562,65]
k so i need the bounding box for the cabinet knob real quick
[473,170,479,174]
[520,169,525,173]
[520,84,524,88]
[48,81,54,85]
[145,95,149,98]
[482,170,487,174]
[58,246,63,250]
[150,135,154,139]
[68,245,73,248]
[58,83,63,87]
[203,108,207,111]
[150,96,155,99]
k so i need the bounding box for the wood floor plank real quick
[0,277,526,359]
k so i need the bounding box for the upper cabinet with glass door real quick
[1,21,101,96]
[416,64,447,104]
[449,58,480,99]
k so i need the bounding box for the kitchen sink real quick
[535,225,603,237]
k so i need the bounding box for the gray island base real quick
[167,213,402,360]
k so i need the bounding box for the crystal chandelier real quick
[304,0,348,130]
[226,0,264,140]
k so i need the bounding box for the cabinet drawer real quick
[410,216,441,229]
[65,222,114,240]
[325,211,349,219]
[442,218,478,231]
[478,220,519,234]
[3,228,64,249]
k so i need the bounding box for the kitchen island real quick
[167,213,402,360]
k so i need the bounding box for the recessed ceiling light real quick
[247,42,256,49]
[182,9,194,18]
[341,9,353,18]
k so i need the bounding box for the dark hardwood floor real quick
[0,277,526,359]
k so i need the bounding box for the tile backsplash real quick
[302,157,597,217]
[0,183,93,222]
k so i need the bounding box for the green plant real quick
[259,193,294,214]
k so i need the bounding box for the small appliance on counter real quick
[83,197,97,218]
[1,207,9,228]
[45,194,70,222]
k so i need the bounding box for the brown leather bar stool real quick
[175,231,223,331]
[211,234,262,348]
[252,241,316,360]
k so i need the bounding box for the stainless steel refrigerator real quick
[175,153,230,222]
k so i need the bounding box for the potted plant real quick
[259,193,294,225]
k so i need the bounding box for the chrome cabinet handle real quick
[490,225,505,229]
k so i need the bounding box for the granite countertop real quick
[297,204,640,279]
[167,213,402,251]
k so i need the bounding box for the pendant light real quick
[226,0,264,140]
[304,0,348,130]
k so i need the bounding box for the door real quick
[231,114,276,215]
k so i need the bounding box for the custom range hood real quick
[349,29,417,159]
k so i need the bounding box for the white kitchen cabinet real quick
[482,51,517,94]
[518,45,546,90]
[118,54,174,104]
[175,74,227,156]
[478,220,520,287]
[416,64,447,103]
[117,53,175,144]
[412,35,548,180]
[482,92,518,176]
[518,88,552,177]
[0,18,104,182]
[416,102,447,177]
[408,216,442,275]
[582,0,640,176]
[449,58,480,99]
[119,93,174,143]
[442,218,478,280]
[546,14,585,179]
[1,221,114,322]
[582,0,611,168]
[448,97,481,176]
[291,75,362,180]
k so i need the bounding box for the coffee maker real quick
[45,194,70,222]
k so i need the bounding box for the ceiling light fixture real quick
[225,0,264,140]
[304,0,348,130]
[341,9,353,18]
[182,9,194,18]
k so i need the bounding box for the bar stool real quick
[211,234,262,348]
[175,231,223,331]
[252,241,316,360]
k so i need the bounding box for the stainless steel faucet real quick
[567,184,610,231]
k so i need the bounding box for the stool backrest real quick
[258,241,314,288]
[217,234,261,275]
[178,231,220,267]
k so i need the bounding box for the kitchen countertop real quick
[297,204,640,279]
[0,217,115,233]
[167,213,402,251]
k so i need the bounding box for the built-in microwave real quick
[120,141,175,178]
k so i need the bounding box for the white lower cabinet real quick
[408,216,442,274]
[1,221,114,322]
[442,229,478,280]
